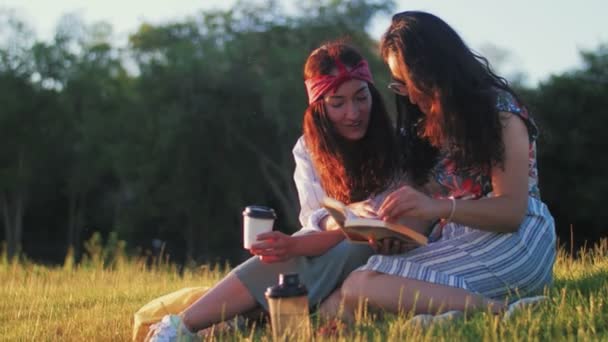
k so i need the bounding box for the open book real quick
[321,197,428,246]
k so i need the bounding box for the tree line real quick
[1,0,606,264]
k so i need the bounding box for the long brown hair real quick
[302,42,399,204]
[381,11,513,174]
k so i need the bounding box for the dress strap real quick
[495,90,539,143]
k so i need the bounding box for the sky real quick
[1,0,607,85]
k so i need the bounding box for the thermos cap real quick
[242,205,277,219]
[265,273,308,298]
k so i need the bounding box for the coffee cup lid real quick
[242,205,276,219]
[265,273,308,298]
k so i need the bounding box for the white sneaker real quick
[406,310,464,328]
[146,314,198,342]
[503,295,548,321]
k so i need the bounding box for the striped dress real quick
[357,91,557,300]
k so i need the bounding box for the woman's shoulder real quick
[293,136,316,164]
[293,135,307,154]
[494,89,539,142]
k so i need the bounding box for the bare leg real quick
[181,273,258,331]
[318,288,355,323]
[321,270,505,319]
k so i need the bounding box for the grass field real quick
[1,236,607,341]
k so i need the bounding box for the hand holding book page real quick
[321,197,429,246]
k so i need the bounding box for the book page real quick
[321,198,349,227]
[343,206,358,220]
[344,218,428,245]
[342,225,412,243]
[344,199,380,220]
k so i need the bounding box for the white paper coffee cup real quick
[243,206,276,249]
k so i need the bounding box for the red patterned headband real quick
[304,59,374,105]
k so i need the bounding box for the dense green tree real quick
[3,0,605,264]
[29,15,135,258]
[125,0,395,261]
[0,11,60,259]
[526,44,608,247]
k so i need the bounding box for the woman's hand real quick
[378,185,439,222]
[368,237,418,255]
[249,231,296,263]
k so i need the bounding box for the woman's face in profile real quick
[386,53,434,116]
[323,78,372,141]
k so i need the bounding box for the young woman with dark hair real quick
[320,11,556,324]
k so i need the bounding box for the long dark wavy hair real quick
[381,11,518,180]
[303,42,400,204]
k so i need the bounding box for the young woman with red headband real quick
[145,41,425,341]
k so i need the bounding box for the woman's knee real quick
[341,270,381,305]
